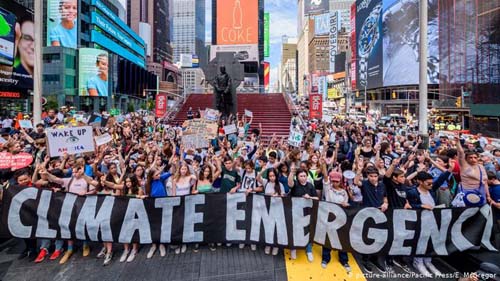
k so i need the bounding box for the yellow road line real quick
[284,245,367,281]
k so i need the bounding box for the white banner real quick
[210,44,259,62]
[47,126,95,157]
[94,133,113,146]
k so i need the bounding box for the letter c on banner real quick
[451,208,478,251]
[349,208,388,254]
[8,187,38,238]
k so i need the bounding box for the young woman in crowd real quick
[172,162,197,254]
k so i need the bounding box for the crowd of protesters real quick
[0,105,498,278]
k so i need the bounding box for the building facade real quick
[280,37,298,93]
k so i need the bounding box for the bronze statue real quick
[213,66,232,116]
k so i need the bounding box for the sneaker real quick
[306,252,314,263]
[18,250,35,261]
[239,243,245,249]
[372,259,387,273]
[59,250,73,264]
[321,261,327,269]
[126,249,137,263]
[146,245,157,259]
[250,244,257,251]
[193,244,199,253]
[96,247,107,259]
[342,263,352,274]
[264,246,271,255]
[34,248,48,263]
[272,247,279,256]
[226,243,232,247]
[119,249,129,263]
[159,244,166,257]
[290,249,297,260]
[413,260,432,278]
[174,247,181,255]
[393,258,412,273]
[103,252,113,266]
[82,244,90,257]
[181,244,187,253]
[50,249,63,260]
[424,261,442,277]
[363,262,373,273]
[209,244,216,252]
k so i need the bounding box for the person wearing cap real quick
[320,169,351,273]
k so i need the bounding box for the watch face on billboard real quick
[46,0,78,49]
[216,0,258,45]
[79,48,109,97]
[0,2,34,90]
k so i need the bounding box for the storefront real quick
[0,91,30,118]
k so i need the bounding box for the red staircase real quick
[172,93,292,140]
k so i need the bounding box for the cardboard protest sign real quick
[183,119,218,139]
[165,128,176,140]
[204,109,219,122]
[19,120,33,129]
[47,126,95,157]
[94,133,113,146]
[0,152,33,169]
[288,130,303,147]
[223,124,237,135]
[182,134,209,150]
[244,109,253,117]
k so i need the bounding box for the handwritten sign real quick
[19,120,33,129]
[288,130,303,147]
[204,108,219,122]
[0,152,33,169]
[183,119,218,139]
[244,109,253,117]
[182,134,209,150]
[313,133,322,150]
[322,115,333,123]
[94,133,113,146]
[47,126,95,157]
[223,124,237,135]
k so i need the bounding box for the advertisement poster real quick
[264,13,270,57]
[329,11,341,73]
[314,13,329,36]
[78,48,109,97]
[155,93,167,117]
[304,0,329,15]
[356,0,383,89]
[350,3,357,89]
[382,0,439,86]
[263,62,270,92]
[216,0,258,45]
[47,126,95,157]
[309,93,322,120]
[46,0,77,49]
[0,3,34,90]
[210,44,259,63]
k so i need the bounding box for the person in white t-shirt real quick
[321,171,352,273]
[1,116,13,128]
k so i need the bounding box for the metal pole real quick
[33,0,43,124]
[364,84,367,115]
[418,0,429,146]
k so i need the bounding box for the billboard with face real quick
[46,0,78,49]
[0,2,34,90]
[216,0,258,45]
[79,48,109,97]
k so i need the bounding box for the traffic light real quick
[392,92,397,99]
[455,97,462,108]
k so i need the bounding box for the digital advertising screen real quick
[79,48,109,97]
[304,0,329,16]
[0,2,34,90]
[46,0,78,49]
[382,0,439,86]
[216,0,258,45]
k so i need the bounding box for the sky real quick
[205,0,298,89]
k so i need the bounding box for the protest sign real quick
[322,115,332,124]
[182,134,209,150]
[94,133,113,146]
[47,126,95,157]
[0,152,33,169]
[244,109,253,117]
[183,119,218,139]
[1,186,496,256]
[313,133,322,149]
[223,124,237,135]
[288,130,303,147]
[204,109,219,122]
[165,128,176,140]
[19,120,33,129]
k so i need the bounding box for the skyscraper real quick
[171,0,207,68]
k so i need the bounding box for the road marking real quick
[284,245,367,281]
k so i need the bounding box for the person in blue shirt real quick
[49,0,77,48]
[87,53,108,97]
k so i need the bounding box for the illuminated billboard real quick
[304,0,329,15]
[315,13,329,36]
[216,0,258,45]
[0,2,33,90]
[264,13,270,57]
[46,0,77,49]
[79,48,109,97]
[210,44,259,63]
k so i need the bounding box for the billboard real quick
[210,44,259,62]
[78,48,109,97]
[318,76,327,101]
[0,3,33,90]
[264,13,270,57]
[216,0,258,45]
[382,0,439,86]
[350,3,357,90]
[329,11,341,73]
[46,0,78,49]
[155,93,167,117]
[309,93,322,120]
[315,13,329,36]
[304,0,329,15]
[356,0,383,89]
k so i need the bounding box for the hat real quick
[329,171,342,181]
